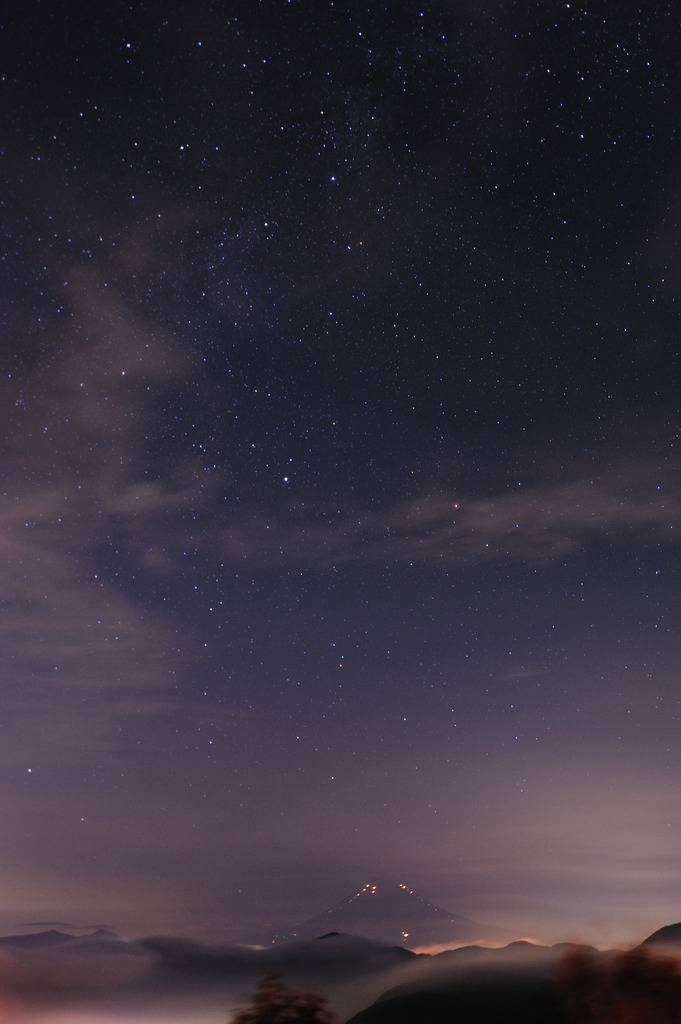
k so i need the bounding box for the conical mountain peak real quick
[271,881,506,948]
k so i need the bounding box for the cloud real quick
[0,463,184,765]
[212,464,680,569]
[0,238,200,766]
[22,922,112,931]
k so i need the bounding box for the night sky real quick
[3,0,681,948]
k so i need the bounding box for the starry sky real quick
[2,0,681,948]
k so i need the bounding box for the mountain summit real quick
[640,922,681,950]
[271,881,505,948]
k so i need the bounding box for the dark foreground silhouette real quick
[232,972,335,1024]
[557,946,681,1024]
[344,945,681,1024]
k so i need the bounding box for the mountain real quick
[640,922,681,949]
[345,933,681,1024]
[0,928,118,950]
[344,941,602,1024]
[269,881,507,948]
[0,929,78,949]
[345,975,566,1024]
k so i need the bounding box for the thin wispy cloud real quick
[213,465,679,569]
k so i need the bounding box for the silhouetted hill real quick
[0,929,78,949]
[345,980,568,1024]
[0,928,119,950]
[344,941,594,1024]
[269,880,507,947]
[640,922,681,949]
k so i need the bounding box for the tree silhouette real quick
[232,972,335,1024]
[557,945,681,1024]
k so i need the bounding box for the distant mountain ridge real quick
[2,918,681,1024]
[269,880,507,947]
[345,929,681,1024]
[0,928,116,949]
